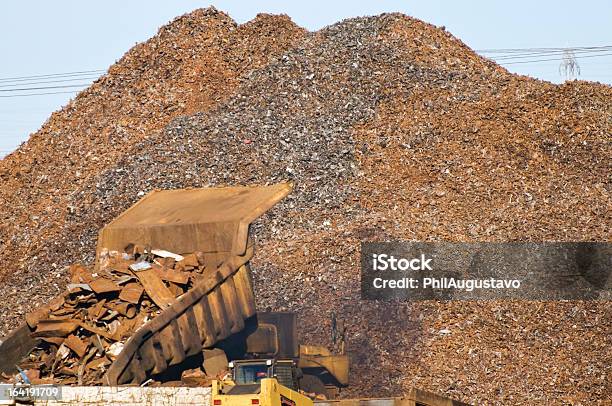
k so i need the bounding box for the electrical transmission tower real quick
[559,48,581,80]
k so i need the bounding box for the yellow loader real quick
[212,359,314,406]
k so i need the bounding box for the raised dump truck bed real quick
[0,183,293,386]
[104,245,255,385]
[103,183,292,385]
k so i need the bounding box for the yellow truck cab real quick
[212,359,314,406]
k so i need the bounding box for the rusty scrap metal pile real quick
[0,6,609,405]
[2,249,205,385]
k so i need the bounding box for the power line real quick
[501,52,612,65]
[477,46,612,66]
[490,47,612,61]
[0,69,105,83]
[0,76,100,89]
[0,72,102,85]
[0,90,81,98]
[489,48,612,58]
[477,45,612,53]
[0,84,89,93]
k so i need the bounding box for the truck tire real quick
[299,374,328,399]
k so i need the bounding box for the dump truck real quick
[0,183,468,406]
[0,184,346,393]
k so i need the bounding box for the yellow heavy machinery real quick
[217,312,348,399]
[211,358,471,406]
[211,359,314,406]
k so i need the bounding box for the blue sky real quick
[1,0,610,156]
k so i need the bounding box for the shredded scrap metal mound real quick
[0,6,305,301]
[0,8,610,405]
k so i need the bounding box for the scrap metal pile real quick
[0,7,609,405]
[2,248,206,385]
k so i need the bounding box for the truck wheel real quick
[299,374,328,399]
